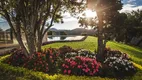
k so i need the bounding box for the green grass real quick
[43,36,98,52]
[107,41,142,66]
[0,36,142,80]
[43,36,142,79]
[43,36,142,66]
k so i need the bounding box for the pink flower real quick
[62,64,65,67]
[64,70,67,74]
[89,72,93,76]
[83,68,90,73]
[85,69,88,73]
[70,61,77,67]
[77,65,82,68]
[92,65,94,68]
[50,56,52,59]
[65,65,69,68]
[93,70,96,73]
[68,70,71,74]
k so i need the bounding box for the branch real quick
[42,1,61,38]
[40,1,52,35]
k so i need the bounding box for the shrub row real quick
[1,46,137,78]
[0,55,60,80]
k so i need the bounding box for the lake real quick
[47,36,85,41]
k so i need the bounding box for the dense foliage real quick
[0,0,84,56]
[102,48,137,78]
[4,48,28,66]
[2,45,137,78]
[62,56,100,76]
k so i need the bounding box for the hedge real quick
[0,55,60,80]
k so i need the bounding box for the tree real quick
[0,0,84,57]
[84,0,123,62]
[113,10,142,44]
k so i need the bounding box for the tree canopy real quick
[80,0,123,62]
[0,0,84,56]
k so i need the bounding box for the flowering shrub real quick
[42,48,60,73]
[78,49,96,59]
[65,52,78,58]
[104,48,131,60]
[62,56,101,76]
[23,48,60,73]
[59,45,78,59]
[103,56,137,77]
[4,49,28,66]
[65,49,96,59]
[23,52,49,73]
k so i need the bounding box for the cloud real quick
[120,4,142,13]
[63,17,78,22]
[128,0,136,3]
[61,12,78,22]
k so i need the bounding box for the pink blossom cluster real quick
[62,56,100,76]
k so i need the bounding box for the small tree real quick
[84,0,123,62]
[0,0,84,57]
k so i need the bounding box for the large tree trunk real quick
[14,27,29,57]
[25,25,37,55]
[96,12,105,62]
[16,34,29,57]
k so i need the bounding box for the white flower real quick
[113,61,116,64]
[115,66,118,70]
[131,66,134,68]
[125,68,128,71]
[109,63,113,67]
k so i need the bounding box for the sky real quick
[0,0,142,31]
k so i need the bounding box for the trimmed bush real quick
[0,55,60,80]
[23,52,49,73]
[4,49,28,66]
[102,48,137,78]
[24,48,60,73]
[61,56,101,76]
[42,48,60,73]
[104,48,131,60]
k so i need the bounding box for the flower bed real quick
[2,46,137,78]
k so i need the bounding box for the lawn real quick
[0,36,142,80]
[43,36,142,66]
